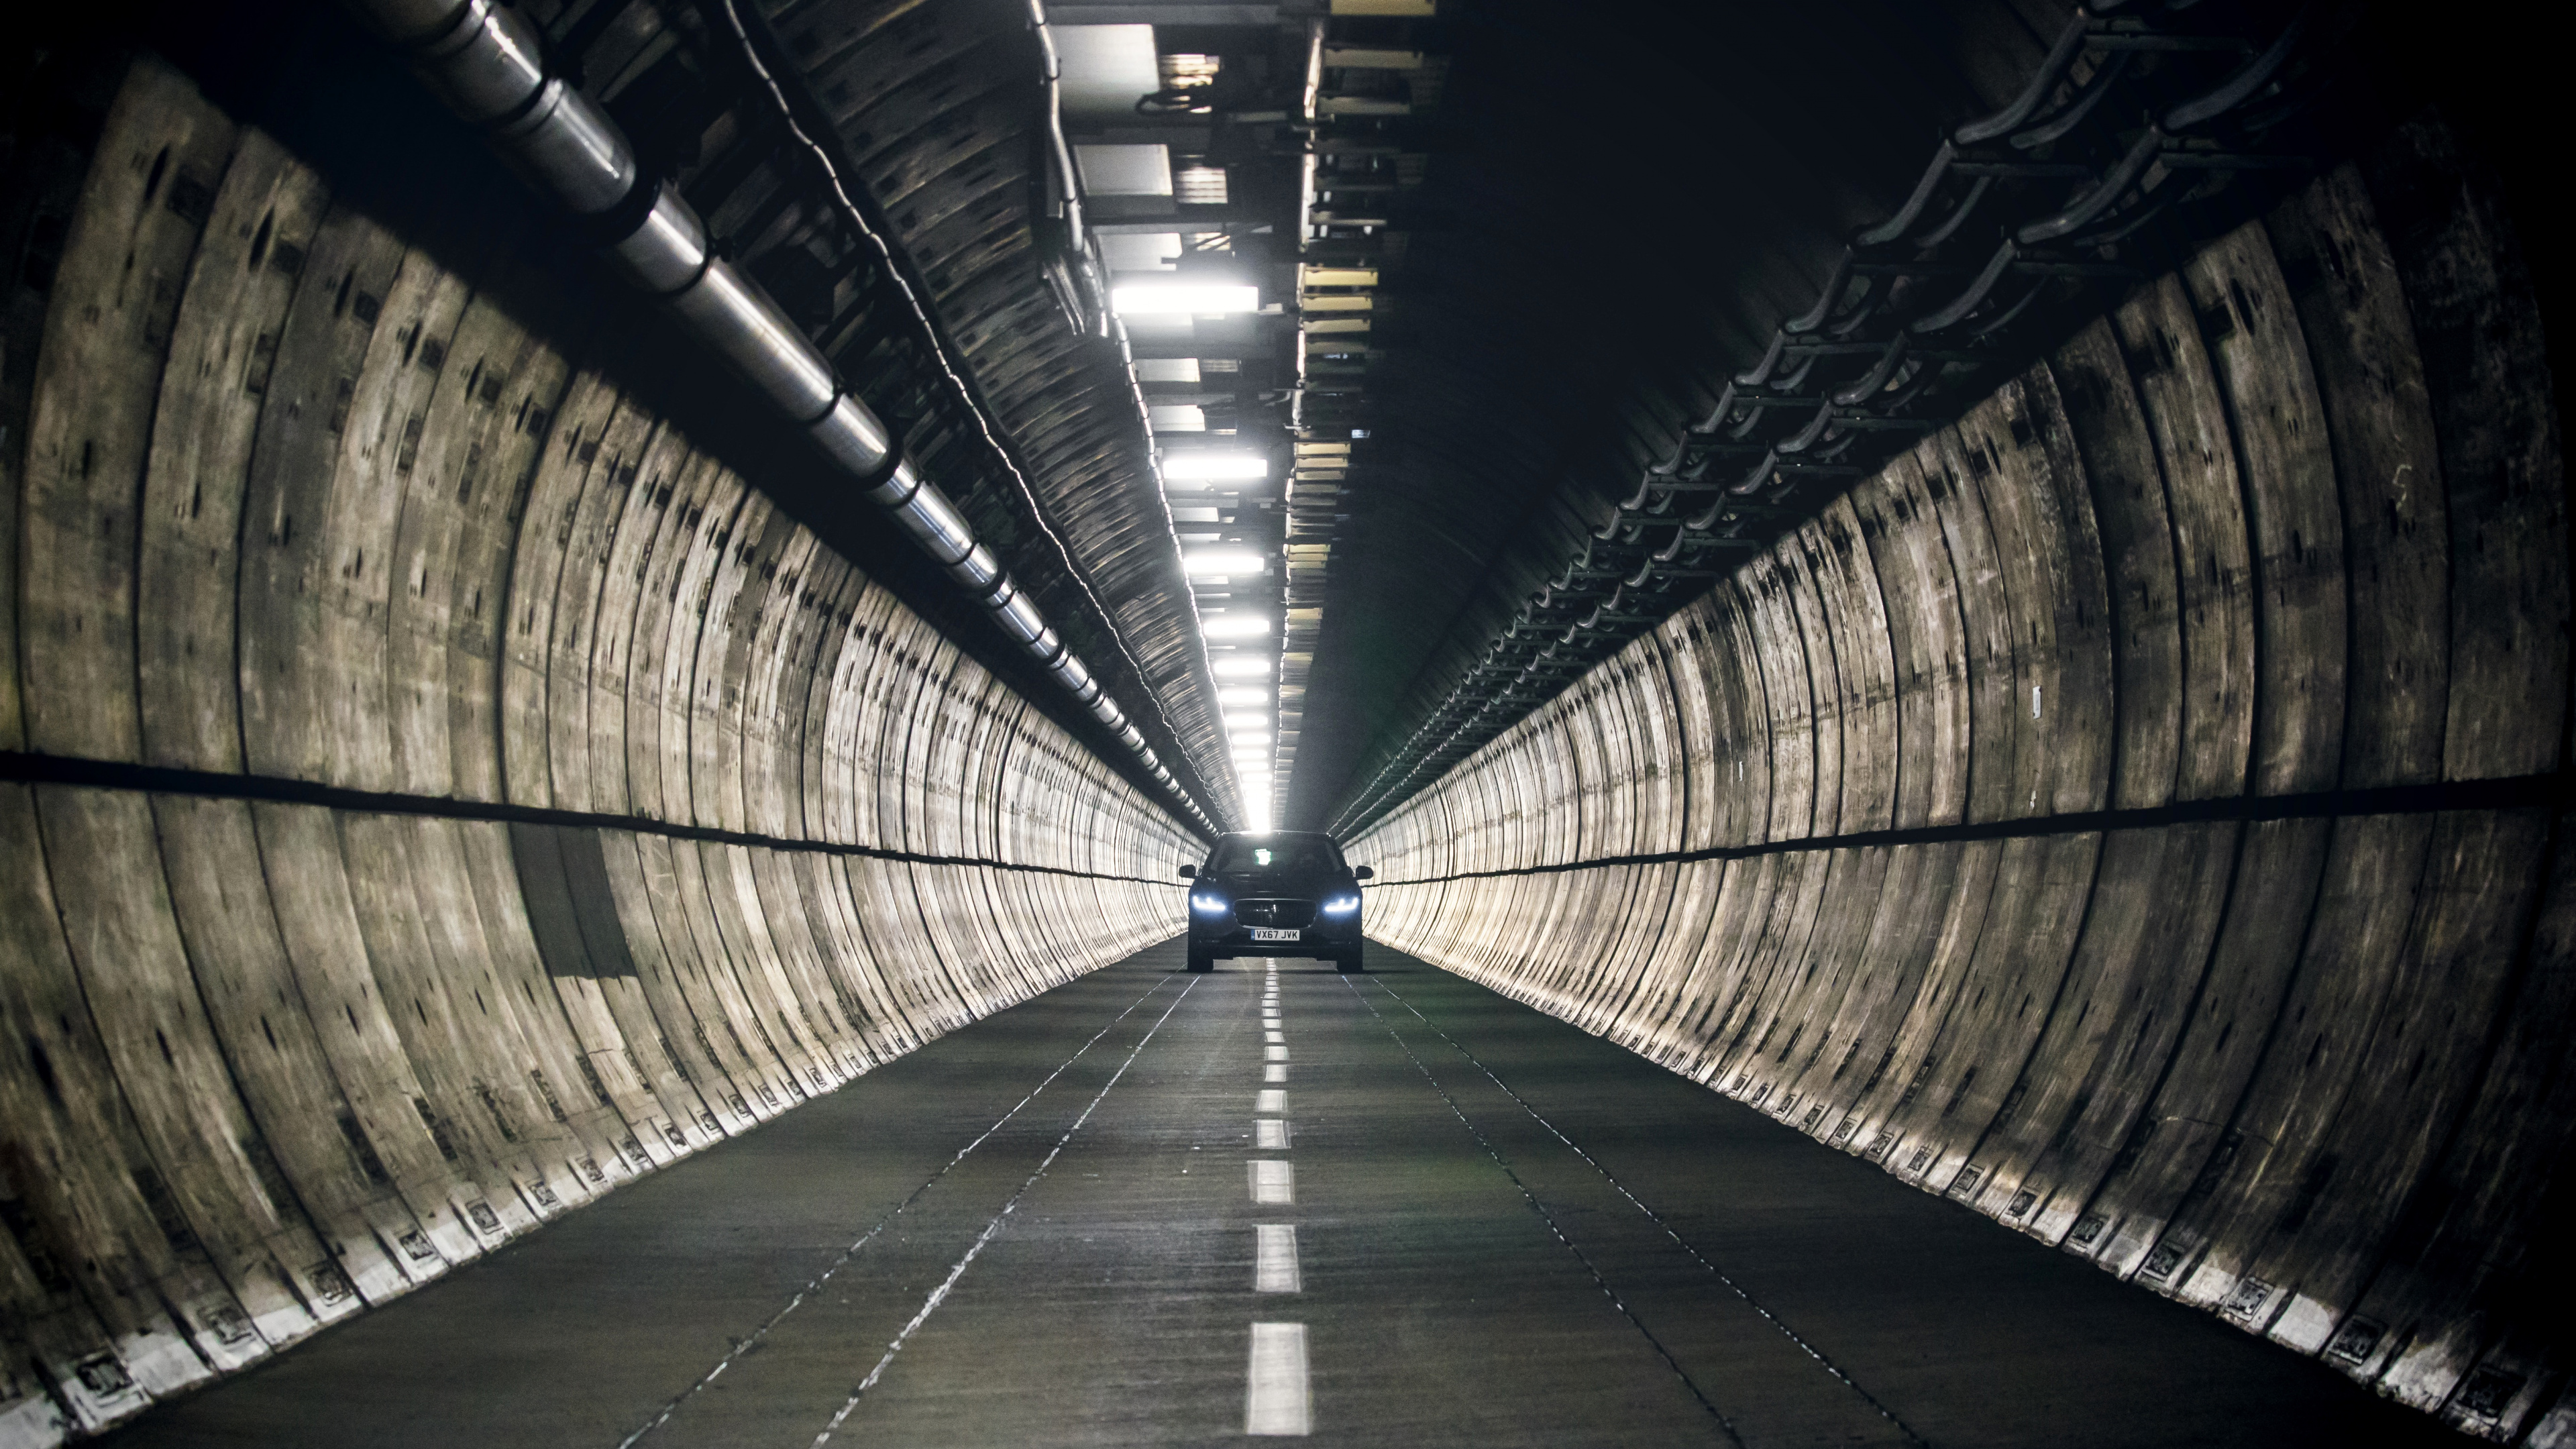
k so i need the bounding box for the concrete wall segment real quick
[2047,319,2186,812]
[20,60,232,767]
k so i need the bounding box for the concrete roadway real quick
[101,939,2454,1447]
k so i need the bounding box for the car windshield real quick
[1208,836,1344,875]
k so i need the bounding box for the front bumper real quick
[1188,915,1362,954]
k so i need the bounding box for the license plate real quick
[1250,927,1301,943]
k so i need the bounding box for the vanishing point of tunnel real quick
[1,0,2569,1443]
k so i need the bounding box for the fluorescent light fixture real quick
[1219,687,1267,705]
[1056,30,1161,125]
[1164,452,1269,482]
[1203,614,1274,639]
[1185,550,1265,576]
[1113,284,1258,315]
[1224,711,1269,728]
[1214,657,1273,678]
[1074,143,1173,197]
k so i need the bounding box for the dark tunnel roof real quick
[715,0,2340,835]
[1277,1,2080,830]
[744,0,2108,833]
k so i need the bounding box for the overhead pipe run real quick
[352,0,1213,833]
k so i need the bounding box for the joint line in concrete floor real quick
[614,970,1188,1449]
[1360,973,1932,1447]
[808,974,1204,1445]
[1341,976,1750,1449]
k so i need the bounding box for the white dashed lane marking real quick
[1250,1160,1295,1204]
[1254,1224,1301,1293]
[1246,1323,1312,1436]
[1250,969,1308,1434]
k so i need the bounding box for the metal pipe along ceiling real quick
[347,0,1208,832]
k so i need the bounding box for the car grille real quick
[1234,898,1316,928]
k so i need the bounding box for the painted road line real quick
[1256,1089,1285,1114]
[1254,1225,1301,1293]
[803,979,1203,1445]
[1265,1045,1289,1062]
[1250,1160,1295,1204]
[1246,1323,1311,1436]
[1257,1120,1289,1149]
[1265,1063,1287,1083]
[619,973,1188,1449]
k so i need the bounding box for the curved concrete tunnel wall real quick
[1354,128,2574,1440]
[0,58,1196,1441]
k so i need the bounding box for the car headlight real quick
[1190,892,1230,914]
[1321,893,1360,916]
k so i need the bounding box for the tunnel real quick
[1,0,2569,1442]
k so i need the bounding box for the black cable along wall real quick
[1355,129,2575,1442]
[0,58,1193,1442]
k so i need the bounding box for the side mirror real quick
[1352,865,1374,880]
[1178,863,1197,879]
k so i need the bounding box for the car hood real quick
[1205,869,1352,896]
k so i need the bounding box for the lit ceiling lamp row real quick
[1172,441,1281,824]
[1102,262,1283,824]
[1107,268,1282,824]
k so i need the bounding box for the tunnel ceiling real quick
[125,0,2345,841]
[736,0,2141,836]
[692,0,2330,837]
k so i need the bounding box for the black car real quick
[1179,831,1373,973]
